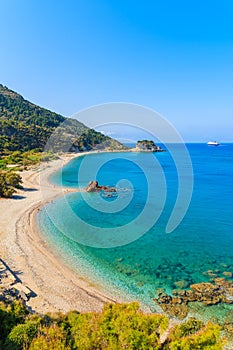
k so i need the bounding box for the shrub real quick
[29,324,70,350]
[0,170,22,197]
[165,320,225,349]
[69,302,168,350]
[5,321,39,349]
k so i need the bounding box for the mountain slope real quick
[0,84,86,154]
[0,84,126,155]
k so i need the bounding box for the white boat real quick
[207,141,220,146]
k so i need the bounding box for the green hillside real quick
[0,84,126,155]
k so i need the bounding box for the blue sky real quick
[0,0,232,141]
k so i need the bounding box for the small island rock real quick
[86,180,116,193]
[136,140,164,152]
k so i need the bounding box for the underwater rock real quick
[174,279,189,289]
[202,269,218,278]
[220,263,229,268]
[223,271,232,278]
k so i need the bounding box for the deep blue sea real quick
[37,144,233,322]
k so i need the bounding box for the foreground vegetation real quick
[0,300,225,349]
[0,170,22,197]
[0,150,58,197]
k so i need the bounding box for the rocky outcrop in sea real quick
[86,180,116,193]
[154,278,233,319]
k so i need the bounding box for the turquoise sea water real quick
[37,144,233,322]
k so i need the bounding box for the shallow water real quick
[37,144,233,320]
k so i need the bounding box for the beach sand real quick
[0,153,116,314]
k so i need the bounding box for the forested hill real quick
[0,84,126,155]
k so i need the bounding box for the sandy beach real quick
[0,153,116,314]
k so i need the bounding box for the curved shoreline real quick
[0,153,119,313]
